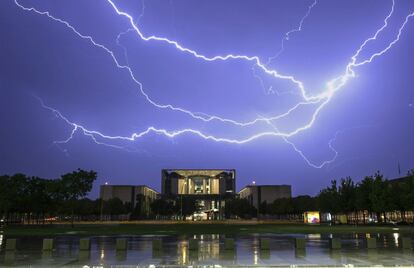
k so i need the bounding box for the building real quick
[161,169,236,219]
[100,184,159,217]
[389,175,413,184]
[239,184,291,209]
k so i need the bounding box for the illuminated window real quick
[193,178,204,194]
[210,179,219,194]
[178,179,187,194]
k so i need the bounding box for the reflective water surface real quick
[1,232,414,267]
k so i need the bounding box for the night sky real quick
[1,0,414,198]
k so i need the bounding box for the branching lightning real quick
[267,0,318,65]
[265,118,338,169]
[13,0,414,168]
[116,28,134,66]
[116,0,145,66]
[253,0,317,99]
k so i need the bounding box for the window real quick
[178,179,187,194]
[193,178,204,194]
[210,179,219,194]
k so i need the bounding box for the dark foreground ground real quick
[3,221,414,236]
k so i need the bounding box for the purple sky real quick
[1,0,414,198]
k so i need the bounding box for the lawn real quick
[2,221,413,236]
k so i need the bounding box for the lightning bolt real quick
[267,0,318,65]
[12,0,320,132]
[116,0,145,66]
[265,119,338,169]
[253,0,317,98]
[13,0,414,168]
[137,0,146,24]
[37,96,317,145]
[37,97,128,151]
[269,124,379,169]
[116,28,134,66]
[105,0,321,103]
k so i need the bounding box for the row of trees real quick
[318,171,414,223]
[0,169,96,226]
[0,169,197,223]
[150,198,199,218]
[1,170,413,223]
[221,171,414,222]
[233,171,414,223]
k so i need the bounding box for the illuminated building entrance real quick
[162,169,236,220]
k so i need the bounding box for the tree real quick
[74,198,100,219]
[369,172,388,222]
[354,176,373,224]
[225,198,256,219]
[259,201,269,215]
[293,195,318,213]
[175,197,198,218]
[150,198,175,217]
[130,194,145,220]
[403,171,414,212]
[103,198,128,218]
[270,198,293,215]
[25,177,54,224]
[58,169,97,227]
[0,174,29,223]
[0,175,13,220]
[318,180,340,214]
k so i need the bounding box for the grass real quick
[2,221,413,237]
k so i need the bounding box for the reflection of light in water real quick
[178,240,188,265]
[0,234,3,247]
[354,233,359,247]
[252,236,259,265]
[100,249,105,260]
[393,233,399,247]
[307,234,321,239]
[253,249,258,265]
[197,235,220,261]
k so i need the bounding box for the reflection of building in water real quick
[162,169,236,219]
[177,240,188,265]
[176,235,221,265]
[198,236,220,262]
[239,184,291,209]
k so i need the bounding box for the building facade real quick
[100,185,159,217]
[239,184,292,209]
[161,169,236,219]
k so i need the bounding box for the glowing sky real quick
[1,0,414,197]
